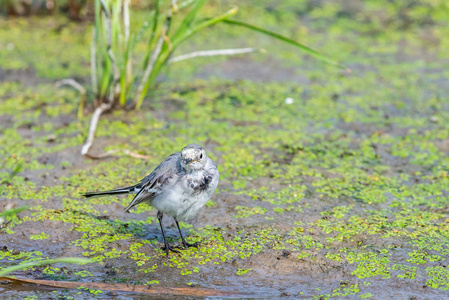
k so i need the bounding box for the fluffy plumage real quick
[83,144,219,254]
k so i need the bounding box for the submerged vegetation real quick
[1,0,449,298]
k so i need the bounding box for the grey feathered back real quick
[124,152,183,212]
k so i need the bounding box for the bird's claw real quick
[182,241,199,249]
[162,244,180,255]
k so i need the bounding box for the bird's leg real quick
[175,219,199,249]
[157,211,179,255]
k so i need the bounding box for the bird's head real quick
[180,144,207,171]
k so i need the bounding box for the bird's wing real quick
[124,152,181,212]
[136,153,180,187]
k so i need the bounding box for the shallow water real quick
[2,0,449,298]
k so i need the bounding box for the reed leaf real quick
[222,19,349,71]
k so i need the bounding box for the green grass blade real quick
[142,0,160,70]
[94,0,102,94]
[171,6,238,47]
[119,0,133,106]
[223,19,349,71]
[131,0,195,49]
[171,0,207,42]
[0,205,29,218]
[99,61,111,99]
[119,72,127,105]
[149,0,160,47]
[0,257,93,277]
[179,0,207,29]
[135,6,239,110]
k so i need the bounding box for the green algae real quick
[1,0,449,298]
[29,232,50,240]
[426,266,449,290]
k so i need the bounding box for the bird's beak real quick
[185,158,192,164]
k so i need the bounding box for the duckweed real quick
[2,0,449,298]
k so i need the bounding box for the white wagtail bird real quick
[83,144,219,255]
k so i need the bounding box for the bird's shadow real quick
[84,211,188,244]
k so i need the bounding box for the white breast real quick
[151,162,219,221]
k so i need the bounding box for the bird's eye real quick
[200,153,203,159]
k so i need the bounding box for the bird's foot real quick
[161,243,180,255]
[181,241,199,249]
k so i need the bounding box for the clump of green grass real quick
[75,0,345,157]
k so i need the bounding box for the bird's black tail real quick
[82,186,138,198]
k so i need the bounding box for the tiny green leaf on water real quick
[236,268,252,275]
[29,232,50,240]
